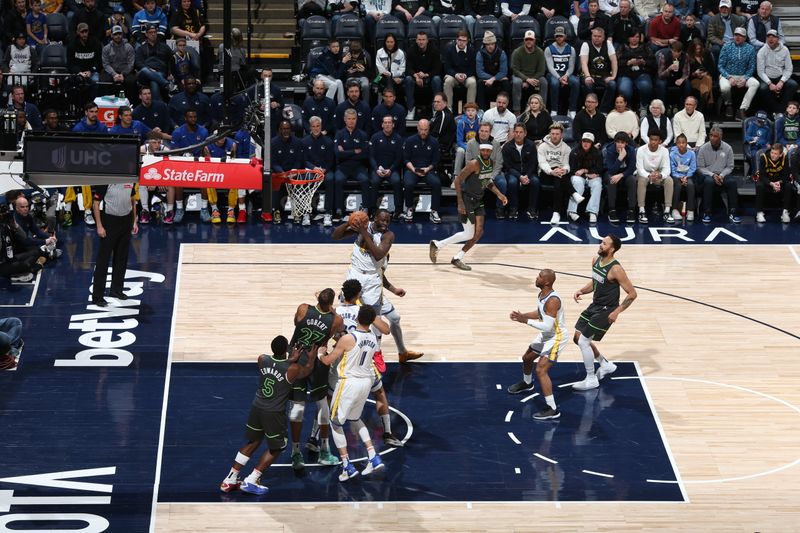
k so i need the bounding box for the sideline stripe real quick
[583,469,614,479]
[507,432,521,445]
[533,453,558,464]
[789,245,800,266]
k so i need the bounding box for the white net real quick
[283,170,324,221]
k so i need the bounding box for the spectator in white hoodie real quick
[635,130,674,224]
[537,122,572,224]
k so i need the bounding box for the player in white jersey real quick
[320,305,386,481]
[506,269,569,420]
[332,209,423,363]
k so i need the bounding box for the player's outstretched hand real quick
[573,291,582,303]
[393,287,406,297]
[510,310,524,323]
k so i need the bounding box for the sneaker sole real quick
[219,482,241,493]
[240,482,268,495]
[572,381,600,391]
[384,438,404,447]
[339,470,359,482]
[596,365,617,380]
[362,462,385,476]
[533,413,561,420]
[507,385,536,394]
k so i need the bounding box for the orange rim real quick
[274,168,325,185]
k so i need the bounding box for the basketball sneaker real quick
[174,208,185,224]
[398,350,423,363]
[219,478,241,493]
[163,210,175,224]
[84,210,95,226]
[383,432,404,447]
[0,353,17,371]
[507,380,535,394]
[451,258,472,271]
[240,479,269,495]
[305,436,320,452]
[201,209,212,223]
[291,451,305,470]
[339,463,359,482]
[139,210,150,224]
[261,211,273,223]
[273,210,282,224]
[373,350,386,373]
[226,208,236,223]
[318,450,340,466]
[361,454,385,476]
[595,361,617,381]
[572,375,600,391]
[428,240,439,263]
[237,209,247,223]
[533,406,561,420]
[210,209,221,224]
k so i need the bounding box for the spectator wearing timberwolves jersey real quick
[219,336,318,495]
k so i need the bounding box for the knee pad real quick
[289,401,305,422]
[384,307,401,326]
[316,398,330,426]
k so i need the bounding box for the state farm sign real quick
[139,155,264,189]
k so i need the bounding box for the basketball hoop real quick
[274,168,325,222]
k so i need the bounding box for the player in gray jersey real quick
[220,336,317,495]
[572,234,637,390]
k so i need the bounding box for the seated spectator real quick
[518,93,551,146]
[369,115,404,220]
[135,24,173,100]
[756,29,797,116]
[13,195,60,259]
[68,22,102,101]
[333,108,370,220]
[499,0,533,40]
[573,92,607,147]
[26,0,49,50]
[605,94,639,141]
[637,0,664,23]
[105,5,131,44]
[327,0,359,26]
[71,0,105,43]
[744,110,773,175]
[392,0,428,25]
[616,30,655,117]
[510,30,547,114]
[635,131,674,224]
[402,119,442,223]
[775,100,800,151]
[443,31,477,111]
[169,108,210,223]
[718,27,759,119]
[431,0,476,36]
[603,131,638,223]
[169,77,210,126]
[4,0,29,45]
[170,0,207,42]
[696,126,740,223]
[667,0,695,18]
[404,31,442,120]
[567,131,603,224]
[736,0,760,19]
[133,0,168,43]
[101,24,137,102]
[302,115,336,225]
[668,133,697,222]
[333,80,370,131]
[686,37,715,112]
[747,0,784,51]
[672,95,705,147]
[482,91,515,143]
[298,0,326,25]
[648,3,681,53]
[363,0,395,45]
[0,316,23,371]
[707,0,746,60]
[1,33,38,89]
[543,25,579,118]
[500,123,536,220]
[755,142,793,222]
[577,0,611,43]
[579,27,617,114]
[375,34,406,100]
[370,86,406,136]
[0,204,47,283]
[679,13,703,46]
[133,85,174,133]
[639,98,673,148]
[309,39,344,104]
[655,42,691,115]
[170,36,201,87]
[475,31,509,110]
[610,0,643,48]
[532,0,569,45]
[303,78,336,135]
[8,85,42,130]
[453,102,481,176]
[338,39,372,103]
[537,122,571,224]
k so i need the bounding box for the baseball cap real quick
[581,132,595,142]
[734,27,747,36]
[554,26,566,37]
[114,4,125,13]
[767,29,779,37]
[77,22,89,32]
[524,30,535,40]
[483,31,497,45]
[755,110,769,121]
[111,25,123,34]
[719,0,732,7]
[14,31,25,39]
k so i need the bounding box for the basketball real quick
[348,210,369,229]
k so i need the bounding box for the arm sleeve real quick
[527,315,554,332]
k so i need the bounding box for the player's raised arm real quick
[331,221,358,240]
[608,264,637,323]
[356,224,394,262]
[294,303,308,325]
[319,333,355,366]
[510,309,541,322]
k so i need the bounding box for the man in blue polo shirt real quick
[302,116,335,226]
[370,115,404,221]
[402,119,442,223]
[370,86,406,136]
[332,81,370,132]
[333,108,369,221]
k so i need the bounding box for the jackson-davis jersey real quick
[291,305,335,348]
[336,303,360,332]
[591,257,620,307]
[253,354,293,411]
[350,222,385,273]
[538,290,568,341]
[339,329,379,380]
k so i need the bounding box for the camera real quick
[0,203,12,226]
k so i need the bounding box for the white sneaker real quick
[84,210,95,226]
[323,214,332,227]
[302,213,311,226]
[571,192,585,204]
[589,213,597,224]
[756,211,766,223]
[595,362,617,380]
[686,211,694,222]
[568,211,579,222]
[406,108,415,120]
[549,212,561,224]
[567,111,576,119]
[572,375,600,391]
[781,209,791,223]
[671,208,682,221]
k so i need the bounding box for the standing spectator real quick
[310,39,344,104]
[132,0,168,43]
[603,131,637,223]
[90,180,138,307]
[616,30,655,117]
[443,31,477,111]
[655,41,691,115]
[518,93,552,145]
[217,28,251,90]
[537,122,571,224]
[544,25,579,118]
[453,102,481,176]
[669,133,697,222]
[639,99,673,147]
[302,116,335,225]
[605,95,639,145]
[402,119,442,223]
[754,143,793,222]
[67,23,102,100]
[635,131,674,224]
[696,126,739,223]
[333,81,371,131]
[170,36,200,87]
[747,0,784,51]
[71,0,106,42]
[430,92,456,167]
[706,0,746,60]
[573,92,607,147]
[135,24,173,100]
[303,79,336,135]
[672,95,706,147]
[475,31,510,110]
[510,30,547,114]
[579,27,617,114]
[1,33,38,89]
[500,123,536,220]
[334,109,370,219]
[610,0,642,48]
[647,3,681,53]
[25,0,49,49]
[687,38,716,112]
[370,86,406,135]
[482,91,516,143]
[133,85,173,133]
[169,77,210,126]
[718,27,759,119]
[756,29,796,116]
[369,115,404,220]
[577,0,611,43]
[404,32,442,120]
[374,34,406,99]
[101,24,136,102]
[5,0,29,45]
[338,39,372,103]
[567,132,603,224]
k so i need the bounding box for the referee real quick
[91,183,138,307]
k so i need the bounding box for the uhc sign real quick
[139,155,264,189]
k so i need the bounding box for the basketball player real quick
[287,288,343,469]
[332,209,423,363]
[219,336,317,495]
[506,269,569,420]
[572,234,637,390]
[428,144,507,271]
[319,305,386,481]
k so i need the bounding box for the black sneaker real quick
[507,380,535,394]
[508,207,518,220]
[526,209,539,220]
[638,211,649,224]
[305,436,320,453]
[273,210,283,225]
[391,211,402,222]
[625,208,636,222]
[533,406,561,420]
[496,207,506,219]
[383,432,404,447]
[332,210,343,223]
[608,210,619,223]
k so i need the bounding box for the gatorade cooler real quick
[94,96,131,128]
